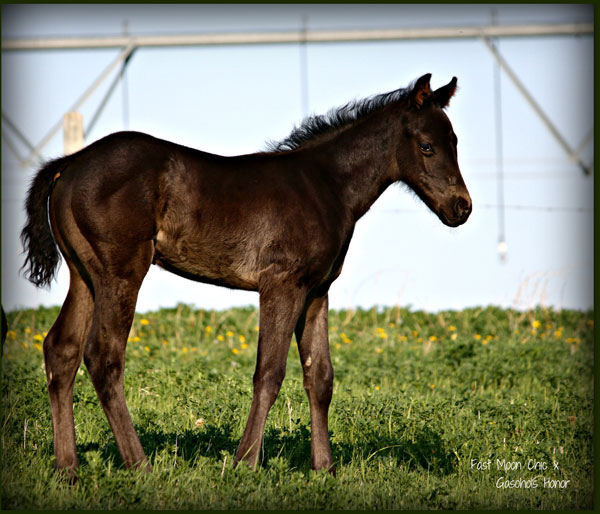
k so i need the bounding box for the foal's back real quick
[53,131,346,292]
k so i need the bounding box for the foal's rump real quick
[22,131,180,288]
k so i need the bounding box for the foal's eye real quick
[419,142,433,154]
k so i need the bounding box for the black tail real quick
[20,157,68,288]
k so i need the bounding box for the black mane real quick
[267,86,409,152]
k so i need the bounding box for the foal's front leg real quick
[234,275,307,469]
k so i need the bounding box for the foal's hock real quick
[22,73,471,478]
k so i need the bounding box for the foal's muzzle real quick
[441,195,472,227]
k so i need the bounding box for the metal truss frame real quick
[1,22,594,173]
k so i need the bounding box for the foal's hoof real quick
[313,462,337,477]
[55,465,79,485]
[132,459,152,474]
[233,457,257,471]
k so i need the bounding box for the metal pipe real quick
[2,112,37,153]
[2,23,593,51]
[85,47,136,136]
[1,130,27,166]
[23,43,136,167]
[482,36,592,175]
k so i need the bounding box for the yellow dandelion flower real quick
[430,383,435,389]
[132,336,141,343]
[254,325,259,332]
[378,332,388,339]
[239,335,246,343]
[191,347,197,352]
[482,340,488,345]
[205,325,212,332]
[335,343,341,350]
[375,386,380,391]
[554,329,562,338]
[7,330,16,340]
[182,347,189,354]
[241,343,249,350]
[22,342,28,349]
[140,318,149,326]
[162,340,169,346]
[412,330,418,337]
[34,343,43,352]
[399,335,407,342]
[144,346,150,353]
[450,333,458,341]
[376,347,383,354]
[429,335,437,342]
[417,337,423,343]
[448,325,456,332]
[33,334,44,342]
[217,335,225,342]
[226,331,234,337]
[389,322,395,328]
[532,320,541,329]
[474,334,481,340]
[43,331,48,337]
[25,327,31,335]
[232,348,239,355]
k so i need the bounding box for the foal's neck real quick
[321,108,399,221]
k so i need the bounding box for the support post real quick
[63,112,84,155]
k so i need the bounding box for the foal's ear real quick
[433,77,458,108]
[409,73,433,109]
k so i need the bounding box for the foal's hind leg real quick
[295,294,335,473]
[44,263,94,478]
[83,243,153,471]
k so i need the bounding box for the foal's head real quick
[397,74,472,227]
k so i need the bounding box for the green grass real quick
[1,304,594,509]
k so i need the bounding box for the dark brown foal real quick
[21,74,471,478]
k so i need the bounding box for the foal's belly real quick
[152,229,260,291]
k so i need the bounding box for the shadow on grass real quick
[76,423,239,470]
[76,423,455,476]
[259,423,456,475]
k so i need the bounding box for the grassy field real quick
[1,304,594,509]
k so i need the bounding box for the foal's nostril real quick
[454,197,471,219]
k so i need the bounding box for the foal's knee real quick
[43,330,81,386]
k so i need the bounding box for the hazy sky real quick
[1,4,594,313]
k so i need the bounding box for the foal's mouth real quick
[440,214,470,227]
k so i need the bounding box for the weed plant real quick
[1,305,593,509]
